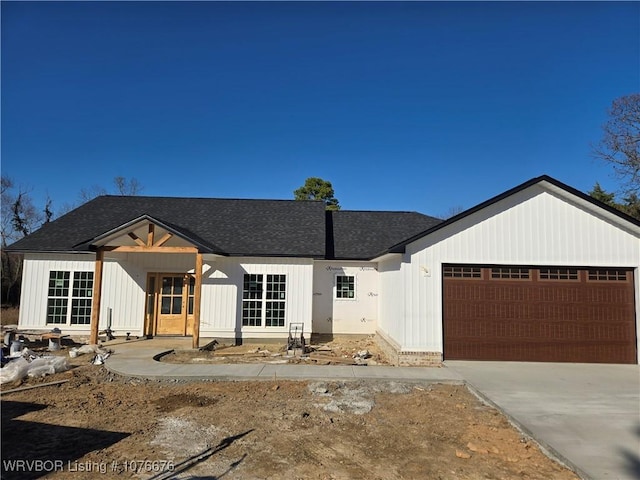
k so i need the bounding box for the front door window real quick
[161,276,183,315]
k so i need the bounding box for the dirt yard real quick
[0,340,579,480]
[161,335,391,366]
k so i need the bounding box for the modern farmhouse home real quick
[7,175,639,365]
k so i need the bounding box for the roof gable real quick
[386,175,640,254]
[82,214,219,253]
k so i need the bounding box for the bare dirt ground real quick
[161,335,391,366]
[1,337,579,480]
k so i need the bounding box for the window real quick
[47,271,70,324]
[336,275,355,299]
[443,266,481,278]
[266,274,286,327]
[491,267,530,280]
[160,276,183,315]
[242,274,286,327]
[47,271,93,325]
[71,272,94,325]
[588,269,627,281]
[539,268,578,281]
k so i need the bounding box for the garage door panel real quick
[447,339,635,364]
[443,266,637,364]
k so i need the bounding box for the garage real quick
[443,265,637,364]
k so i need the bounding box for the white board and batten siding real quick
[200,256,314,340]
[19,253,314,340]
[386,185,640,354]
[19,253,97,332]
[19,252,151,335]
[312,261,378,335]
[125,254,314,339]
[376,255,404,346]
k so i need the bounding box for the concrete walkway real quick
[103,338,463,383]
[446,361,640,480]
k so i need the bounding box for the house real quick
[6,175,640,365]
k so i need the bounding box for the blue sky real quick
[2,1,638,219]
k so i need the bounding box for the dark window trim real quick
[587,268,629,282]
[443,265,482,279]
[538,268,580,281]
[490,267,531,280]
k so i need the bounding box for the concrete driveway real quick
[445,361,640,480]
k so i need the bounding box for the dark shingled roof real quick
[7,196,328,258]
[328,210,443,259]
[6,195,442,259]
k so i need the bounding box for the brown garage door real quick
[443,265,637,364]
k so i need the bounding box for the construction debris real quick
[199,339,219,352]
[0,353,70,384]
[161,335,390,366]
[68,344,110,358]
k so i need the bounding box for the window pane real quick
[242,300,262,326]
[161,297,171,314]
[266,274,286,300]
[588,269,627,281]
[266,301,285,327]
[491,267,530,279]
[73,272,94,297]
[243,274,263,299]
[172,297,182,314]
[48,271,70,297]
[539,268,579,280]
[162,278,172,294]
[46,298,68,324]
[443,266,481,278]
[71,298,92,325]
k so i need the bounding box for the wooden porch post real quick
[192,253,203,349]
[89,248,104,345]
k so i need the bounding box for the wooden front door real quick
[148,274,195,335]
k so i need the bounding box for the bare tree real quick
[1,175,15,248]
[1,176,43,245]
[1,176,40,305]
[78,176,143,205]
[439,205,466,220]
[593,94,640,194]
[114,176,143,196]
[78,184,108,204]
[44,197,54,223]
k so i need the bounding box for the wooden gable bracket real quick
[147,223,155,247]
[103,223,190,254]
[128,232,146,247]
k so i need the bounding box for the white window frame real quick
[241,273,287,328]
[46,270,94,326]
[335,274,356,300]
